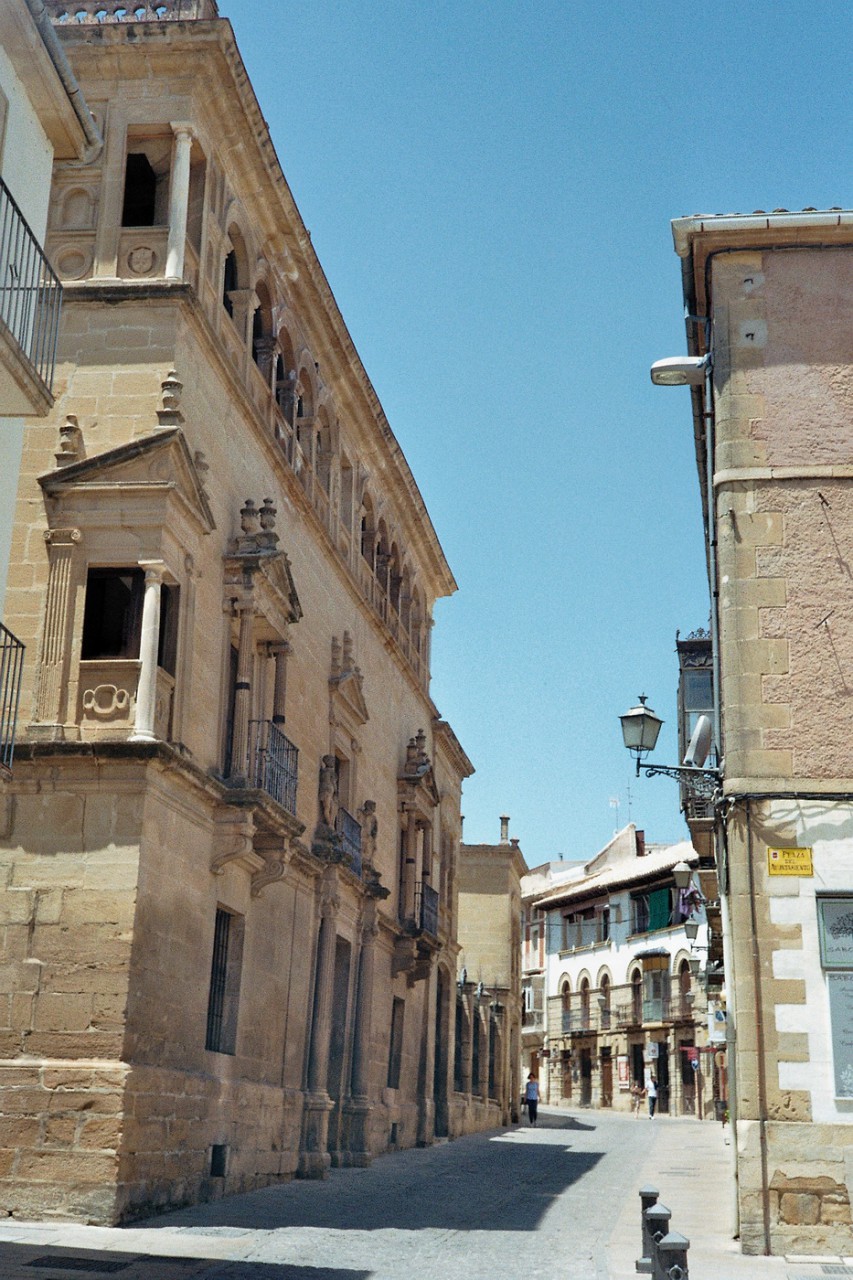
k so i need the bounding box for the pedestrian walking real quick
[630,1081,645,1117]
[647,1074,658,1118]
[524,1073,540,1126]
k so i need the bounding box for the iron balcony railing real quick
[335,806,362,875]
[0,176,62,395]
[416,881,440,937]
[247,719,298,816]
[554,982,693,1036]
[0,623,24,774]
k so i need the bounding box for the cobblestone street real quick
[1,1108,822,1280]
[0,1110,670,1280]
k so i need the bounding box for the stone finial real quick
[331,635,342,677]
[55,414,83,467]
[406,736,418,769]
[241,499,260,536]
[257,498,279,550]
[342,630,354,670]
[500,816,510,844]
[157,369,184,428]
[415,728,428,766]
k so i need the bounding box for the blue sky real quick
[223,1,850,862]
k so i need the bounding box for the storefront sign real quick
[767,846,813,877]
[828,971,853,1097]
[617,1054,630,1091]
[643,1041,659,1061]
[818,897,853,970]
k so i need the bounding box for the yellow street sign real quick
[767,846,813,877]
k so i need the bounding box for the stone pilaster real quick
[30,528,83,739]
[299,868,339,1178]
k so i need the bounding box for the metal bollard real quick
[635,1185,659,1273]
[656,1230,689,1280]
[645,1203,672,1280]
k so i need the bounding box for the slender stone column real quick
[350,901,378,1102]
[308,897,338,1095]
[31,528,82,738]
[403,808,418,922]
[460,993,473,1094]
[421,821,433,881]
[300,869,339,1178]
[228,603,254,781]
[129,561,164,743]
[165,124,193,280]
[271,640,291,725]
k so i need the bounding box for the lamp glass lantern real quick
[672,861,693,890]
[620,695,664,766]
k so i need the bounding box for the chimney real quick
[636,829,646,858]
[500,815,510,844]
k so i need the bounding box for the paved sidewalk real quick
[0,1109,850,1278]
[603,1112,789,1279]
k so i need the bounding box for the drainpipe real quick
[23,0,103,162]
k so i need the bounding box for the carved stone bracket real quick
[211,812,259,875]
[250,831,292,897]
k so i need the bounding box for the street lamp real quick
[619,694,719,799]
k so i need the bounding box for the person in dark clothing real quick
[524,1073,540,1126]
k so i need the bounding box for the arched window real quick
[315,416,332,494]
[221,226,248,321]
[471,1010,482,1096]
[580,976,591,1030]
[679,958,692,1016]
[340,453,354,531]
[561,978,571,1031]
[399,567,411,633]
[410,587,423,653]
[599,973,611,1030]
[389,544,401,614]
[375,521,390,591]
[251,281,273,371]
[360,494,375,567]
[631,968,643,1024]
[222,250,238,316]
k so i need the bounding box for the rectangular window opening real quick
[387,995,405,1089]
[205,906,244,1055]
[81,568,144,660]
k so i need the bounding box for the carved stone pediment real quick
[329,632,368,729]
[223,499,302,633]
[39,428,215,535]
[398,729,440,810]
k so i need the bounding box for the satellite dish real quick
[683,714,712,768]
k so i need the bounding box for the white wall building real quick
[531,825,723,1118]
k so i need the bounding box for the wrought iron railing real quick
[335,806,362,875]
[247,719,298,816]
[0,176,62,396]
[0,623,24,774]
[553,983,689,1036]
[416,881,439,936]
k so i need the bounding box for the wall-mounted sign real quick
[643,1041,659,1061]
[828,971,853,1097]
[617,1055,630,1090]
[818,897,853,970]
[767,846,813,877]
